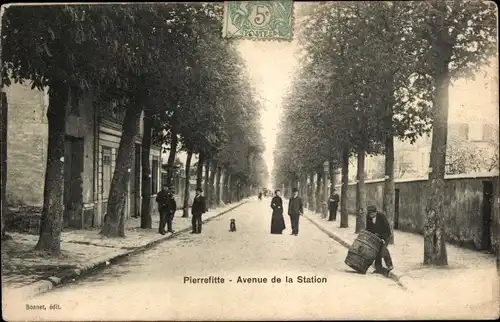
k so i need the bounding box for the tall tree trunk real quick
[166,123,178,186]
[204,159,210,202]
[140,110,153,229]
[235,180,239,201]
[235,179,239,202]
[300,176,307,207]
[223,170,229,203]
[1,92,8,241]
[298,176,303,206]
[232,177,237,202]
[36,81,69,252]
[423,47,451,265]
[383,118,396,244]
[101,104,143,237]
[329,161,337,189]
[227,173,232,203]
[382,73,396,244]
[340,145,349,228]
[208,160,217,208]
[221,169,226,203]
[196,153,205,190]
[330,163,338,200]
[309,173,315,211]
[215,166,222,206]
[315,171,322,213]
[323,166,329,218]
[182,150,193,218]
[222,170,227,203]
[355,146,366,233]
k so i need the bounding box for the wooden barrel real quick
[345,230,383,274]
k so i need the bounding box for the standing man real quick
[165,186,177,234]
[191,187,207,234]
[366,205,394,275]
[328,189,340,221]
[287,187,303,236]
[156,184,170,235]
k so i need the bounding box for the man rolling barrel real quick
[366,205,393,275]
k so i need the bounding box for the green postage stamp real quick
[222,1,294,41]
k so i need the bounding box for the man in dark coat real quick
[165,186,177,233]
[156,184,171,235]
[191,187,207,234]
[366,205,393,274]
[287,187,304,236]
[328,189,340,221]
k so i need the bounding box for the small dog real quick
[229,219,237,232]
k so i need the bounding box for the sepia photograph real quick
[1,0,499,320]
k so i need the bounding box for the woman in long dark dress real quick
[270,190,286,234]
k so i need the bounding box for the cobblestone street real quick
[3,199,498,320]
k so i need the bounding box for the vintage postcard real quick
[1,1,499,321]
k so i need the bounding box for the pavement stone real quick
[303,209,499,292]
[2,200,247,301]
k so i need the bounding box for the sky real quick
[236,39,299,188]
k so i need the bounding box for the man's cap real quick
[292,188,298,193]
[196,187,203,192]
[367,205,377,213]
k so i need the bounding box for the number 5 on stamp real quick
[222,1,294,41]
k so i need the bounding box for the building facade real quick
[5,83,162,229]
[348,121,499,182]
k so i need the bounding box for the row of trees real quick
[274,1,496,265]
[1,3,267,253]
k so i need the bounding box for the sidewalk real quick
[304,210,499,296]
[2,200,247,300]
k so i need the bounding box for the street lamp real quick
[322,161,329,219]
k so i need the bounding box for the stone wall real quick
[335,173,500,252]
[5,83,48,206]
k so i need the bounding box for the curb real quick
[303,213,407,290]
[12,201,248,300]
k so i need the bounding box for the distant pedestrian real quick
[366,205,393,275]
[165,186,177,233]
[270,189,285,234]
[328,189,340,221]
[191,187,207,234]
[287,187,303,236]
[156,184,171,235]
[258,192,263,200]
